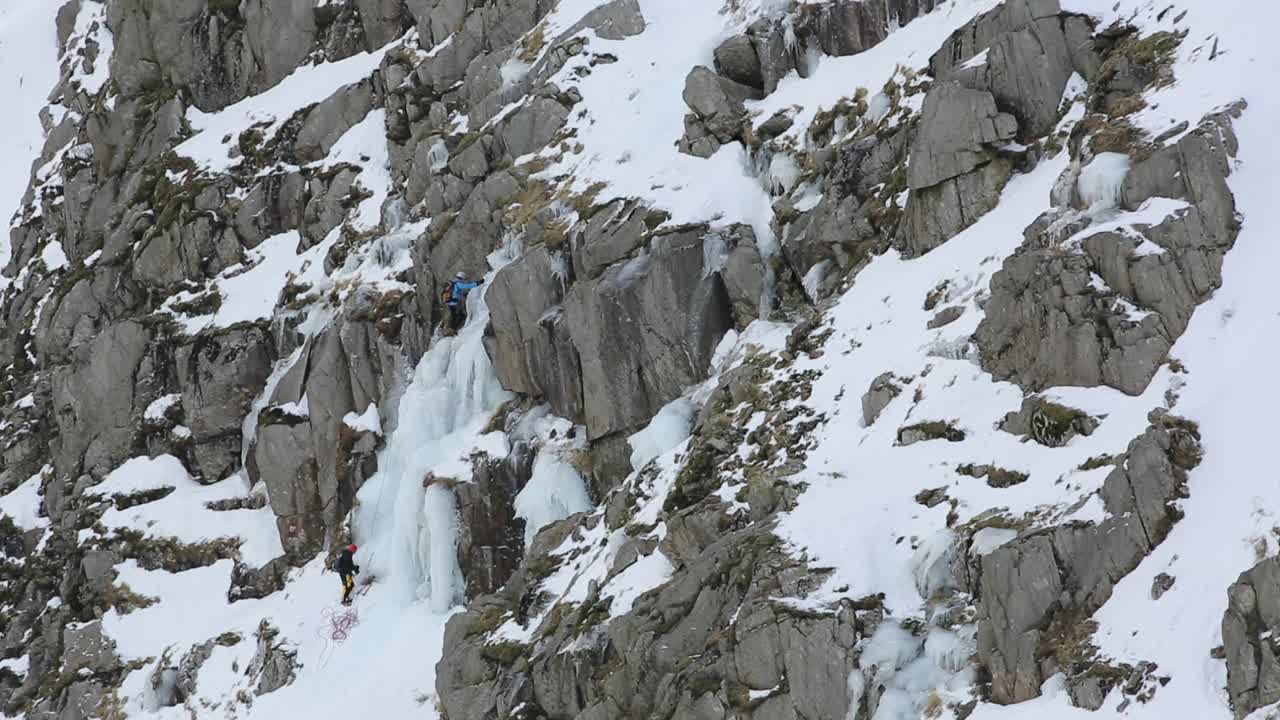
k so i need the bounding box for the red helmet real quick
[347,543,358,553]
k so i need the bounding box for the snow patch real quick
[628,397,698,472]
[344,403,383,436]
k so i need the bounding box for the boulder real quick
[62,622,120,675]
[292,78,378,164]
[713,35,763,90]
[248,620,297,695]
[681,67,762,144]
[861,373,902,427]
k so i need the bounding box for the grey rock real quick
[293,78,378,164]
[831,127,912,198]
[716,224,767,329]
[894,82,1016,255]
[229,556,291,602]
[565,228,734,439]
[906,82,1017,191]
[977,417,1201,703]
[936,0,1085,135]
[681,67,762,144]
[455,448,533,598]
[108,0,318,112]
[62,622,119,675]
[713,35,763,90]
[976,108,1240,396]
[355,0,410,49]
[800,0,941,58]
[998,396,1097,447]
[560,0,644,42]
[1224,556,1280,717]
[177,326,275,483]
[255,412,322,561]
[56,680,104,720]
[898,156,1012,257]
[861,373,902,427]
[927,305,965,329]
[487,246,584,423]
[498,96,570,160]
[571,199,652,282]
[248,620,296,695]
[50,321,149,478]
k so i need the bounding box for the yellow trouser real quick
[341,574,354,603]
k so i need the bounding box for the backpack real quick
[440,283,453,305]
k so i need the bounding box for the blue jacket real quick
[448,280,480,306]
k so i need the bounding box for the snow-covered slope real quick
[1,0,1278,719]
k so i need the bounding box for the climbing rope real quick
[324,605,360,642]
[314,604,360,670]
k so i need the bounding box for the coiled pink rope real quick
[324,606,360,642]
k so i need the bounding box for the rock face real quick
[975,415,1201,703]
[565,227,735,441]
[975,106,1241,395]
[894,0,1105,256]
[1223,557,1280,717]
[0,0,1253,719]
[249,297,406,560]
[108,0,320,112]
[930,0,1099,136]
[436,519,873,720]
[486,247,584,423]
[896,82,1017,256]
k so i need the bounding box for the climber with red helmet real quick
[336,543,360,606]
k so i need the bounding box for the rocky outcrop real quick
[565,227,734,440]
[248,620,297,695]
[931,0,1100,136]
[250,294,407,560]
[437,518,875,720]
[975,106,1241,395]
[975,415,1201,704]
[108,0,320,112]
[177,326,275,483]
[898,0,1103,255]
[896,82,1017,256]
[486,247,583,423]
[1223,557,1280,717]
[861,372,902,426]
[455,448,534,598]
[677,66,762,158]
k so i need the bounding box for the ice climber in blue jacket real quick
[445,271,483,334]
